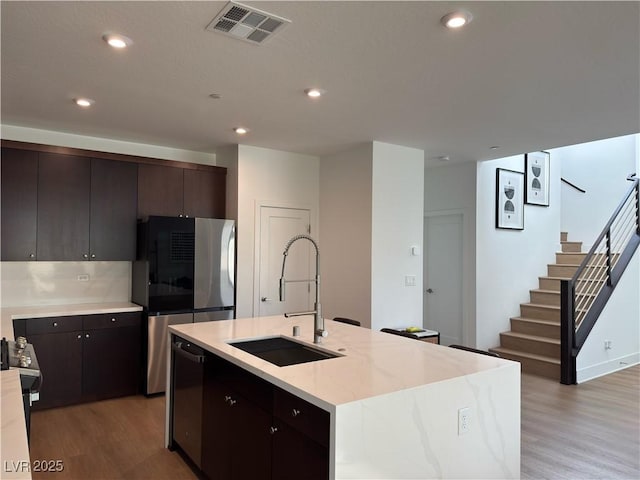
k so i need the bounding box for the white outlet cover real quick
[458,407,471,435]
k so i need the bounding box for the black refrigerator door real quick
[147,216,195,312]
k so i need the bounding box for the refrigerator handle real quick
[228,224,236,287]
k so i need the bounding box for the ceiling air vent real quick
[206,1,291,45]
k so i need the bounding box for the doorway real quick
[257,206,312,317]
[423,213,463,346]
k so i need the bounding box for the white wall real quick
[370,142,424,331]
[555,134,638,248]
[320,144,373,328]
[235,145,320,319]
[424,161,477,345]
[1,124,216,165]
[476,155,561,350]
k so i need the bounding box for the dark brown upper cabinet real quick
[37,153,91,261]
[137,163,184,218]
[139,163,226,219]
[90,158,137,260]
[183,168,226,219]
[1,148,38,261]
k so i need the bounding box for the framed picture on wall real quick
[525,151,550,206]
[496,168,524,230]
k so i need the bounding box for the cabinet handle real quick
[224,395,231,403]
[185,215,189,218]
[179,214,183,218]
[29,253,35,259]
[111,318,116,323]
[77,334,82,340]
[91,254,96,259]
[270,426,278,435]
[292,408,301,417]
[83,254,89,259]
[228,399,237,406]
[53,322,58,327]
[85,334,90,339]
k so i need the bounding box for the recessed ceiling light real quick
[440,11,473,29]
[234,127,249,135]
[304,88,326,98]
[437,156,450,162]
[102,33,133,49]
[74,98,95,108]
[209,93,222,100]
[490,146,500,150]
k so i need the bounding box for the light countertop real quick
[0,302,143,340]
[1,370,32,480]
[169,315,515,411]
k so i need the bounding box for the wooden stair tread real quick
[500,331,560,344]
[489,347,560,364]
[540,276,570,280]
[523,303,559,310]
[512,316,559,326]
[531,289,560,294]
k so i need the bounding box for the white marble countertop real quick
[1,370,32,480]
[170,315,516,411]
[0,302,143,340]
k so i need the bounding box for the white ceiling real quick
[2,1,639,166]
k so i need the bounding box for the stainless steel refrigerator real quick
[132,216,235,394]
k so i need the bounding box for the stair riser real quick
[530,291,560,306]
[511,319,560,338]
[492,351,559,380]
[500,334,560,357]
[561,241,582,252]
[539,277,562,291]
[521,304,559,321]
[555,253,587,264]
[548,264,579,277]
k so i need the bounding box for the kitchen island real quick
[168,315,520,479]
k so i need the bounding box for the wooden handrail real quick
[561,177,586,193]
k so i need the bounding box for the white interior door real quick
[423,214,463,346]
[258,206,312,317]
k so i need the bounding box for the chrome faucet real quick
[279,234,327,344]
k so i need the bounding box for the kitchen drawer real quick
[25,315,83,335]
[207,353,273,413]
[82,312,141,330]
[274,387,329,448]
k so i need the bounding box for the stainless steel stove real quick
[1,336,42,441]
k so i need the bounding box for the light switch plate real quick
[405,275,416,287]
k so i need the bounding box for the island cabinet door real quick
[272,388,330,480]
[202,362,272,480]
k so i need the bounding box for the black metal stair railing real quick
[560,174,640,385]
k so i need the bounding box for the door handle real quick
[426,288,434,294]
[261,297,271,302]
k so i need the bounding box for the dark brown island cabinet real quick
[170,344,329,480]
[13,312,142,410]
[138,163,226,219]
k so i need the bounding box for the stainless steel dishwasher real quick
[169,335,206,469]
[146,313,193,395]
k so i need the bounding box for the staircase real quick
[490,232,587,379]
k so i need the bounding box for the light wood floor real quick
[29,366,639,479]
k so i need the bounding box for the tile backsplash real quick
[0,261,131,307]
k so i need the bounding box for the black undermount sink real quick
[229,336,340,367]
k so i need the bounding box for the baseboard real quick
[576,352,640,383]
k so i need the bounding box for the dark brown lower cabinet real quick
[15,312,142,410]
[28,330,83,410]
[271,419,329,480]
[197,352,329,480]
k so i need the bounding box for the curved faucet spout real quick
[279,234,326,344]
